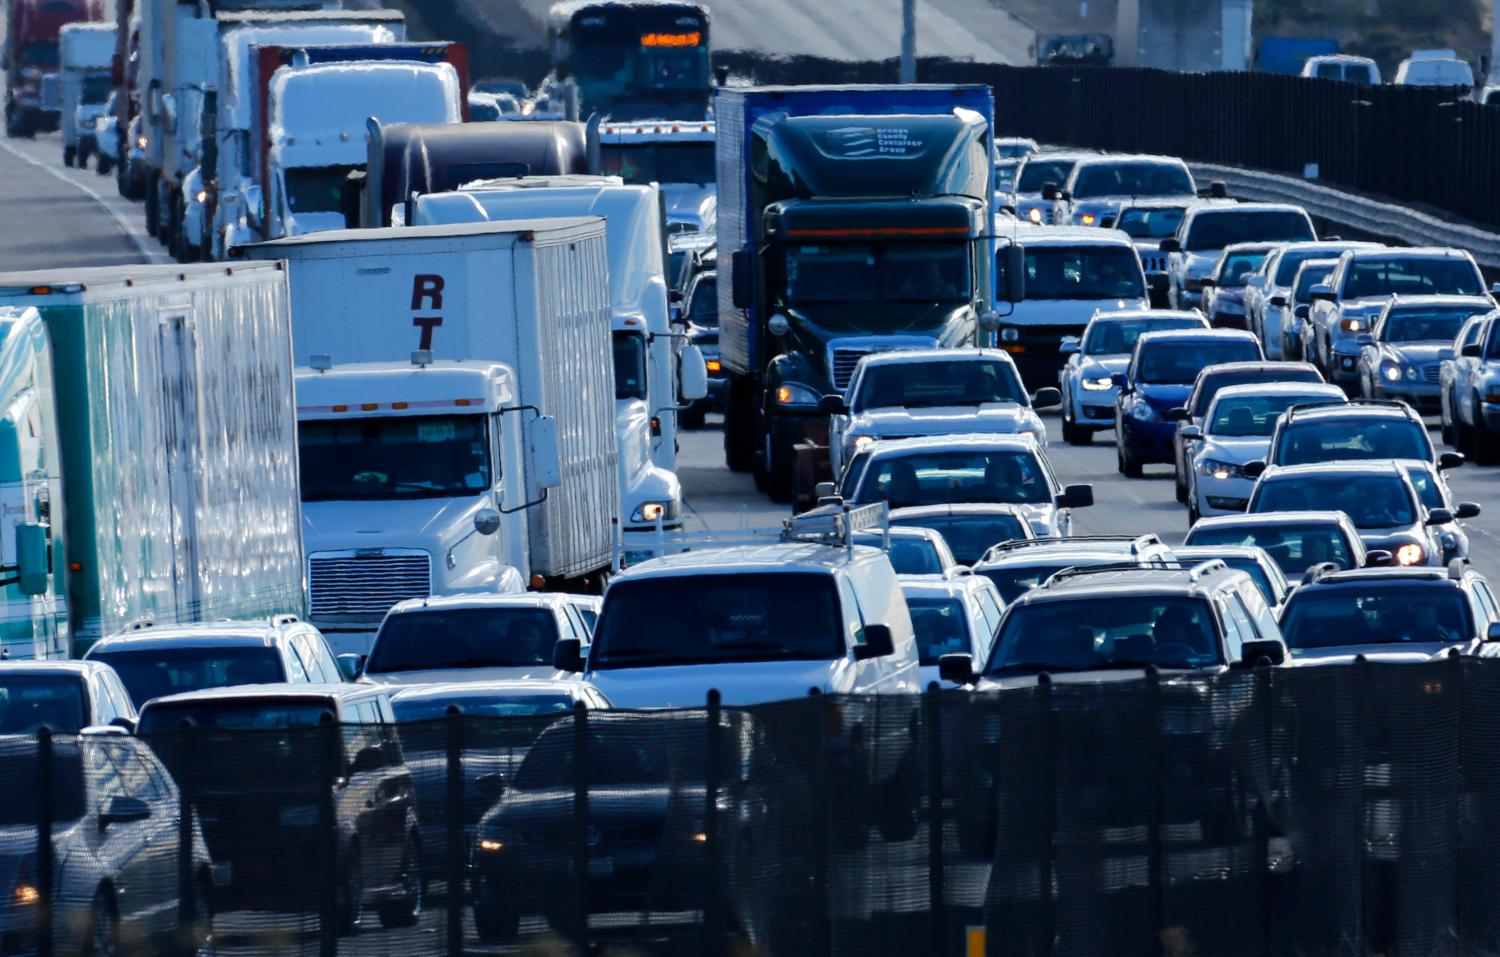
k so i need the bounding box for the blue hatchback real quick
[1115,328,1264,475]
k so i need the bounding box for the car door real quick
[1469,581,1500,657]
[112,741,181,932]
[83,741,157,938]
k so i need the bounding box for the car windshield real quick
[1184,211,1314,251]
[1022,246,1144,301]
[978,562,1075,603]
[299,414,491,501]
[1186,524,1355,575]
[688,277,717,327]
[514,724,707,789]
[366,608,559,674]
[1116,206,1184,240]
[87,646,285,707]
[1217,251,1268,285]
[283,165,357,215]
[1293,265,1337,301]
[852,359,1025,411]
[853,534,945,575]
[1071,162,1193,199]
[894,514,1026,565]
[1344,258,1485,299]
[1275,249,1342,285]
[591,574,843,669]
[0,748,83,824]
[1208,393,1334,437]
[392,694,576,721]
[612,331,648,401]
[599,142,714,184]
[1083,316,1204,355]
[1136,340,1261,384]
[1274,419,1432,465]
[1381,307,1479,343]
[785,243,971,305]
[138,700,335,733]
[850,450,1052,508]
[988,596,1224,673]
[907,597,971,665]
[1253,474,1416,529]
[1191,368,1326,415]
[0,675,85,734]
[1281,586,1472,649]
[1016,159,1075,193]
[1402,466,1445,510]
[997,142,1034,159]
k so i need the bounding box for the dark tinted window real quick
[852,450,1052,508]
[853,534,945,575]
[1184,524,1355,576]
[1115,206,1184,240]
[1191,367,1325,415]
[391,694,575,721]
[894,514,1027,565]
[283,165,358,214]
[852,360,1025,411]
[1184,211,1314,251]
[1275,248,1339,285]
[515,723,706,789]
[599,142,714,184]
[907,597,971,664]
[1273,418,1433,465]
[88,646,286,707]
[1252,474,1416,529]
[1380,307,1481,343]
[367,608,560,674]
[138,700,334,733]
[0,747,83,824]
[1216,251,1268,285]
[1023,246,1144,300]
[1135,340,1262,384]
[1343,257,1484,299]
[1207,392,1336,437]
[612,331,648,400]
[977,562,1074,602]
[1071,162,1192,199]
[1293,264,1337,301]
[1281,586,1471,649]
[300,414,491,501]
[0,675,86,734]
[1083,316,1204,355]
[1016,159,1075,193]
[989,596,1225,672]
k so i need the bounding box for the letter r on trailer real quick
[412,274,445,309]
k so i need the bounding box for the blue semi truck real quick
[714,84,999,502]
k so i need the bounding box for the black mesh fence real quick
[19,661,1500,955]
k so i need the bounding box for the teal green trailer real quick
[0,262,307,655]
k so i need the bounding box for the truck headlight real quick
[631,500,681,524]
[774,383,820,407]
[136,136,147,150]
[1081,375,1113,391]
[1396,543,1424,566]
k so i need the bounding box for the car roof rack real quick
[610,502,891,569]
[1300,561,1342,586]
[269,614,300,627]
[1043,558,1226,589]
[979,533,1160,564]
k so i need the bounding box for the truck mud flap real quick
[792,442,832,514]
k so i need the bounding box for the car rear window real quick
[1281,586,1471,650]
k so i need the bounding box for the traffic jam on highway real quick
[6,0,1500,953]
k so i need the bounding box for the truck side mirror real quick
[14,523,47,597]
[679,344,709,402]
[998,244,1025,304]
[553,637,584,673]
[473,508,501,536]
[731,249,753,309]
[336,654,364,680]
[528,416,562,490]
[854,624,895,661]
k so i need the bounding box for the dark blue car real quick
[1115,328,1263,475]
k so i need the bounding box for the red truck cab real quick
[5,0,102,136]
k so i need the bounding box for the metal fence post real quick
[572,701,591,952]
[35,727,52,957]
[703,689,724,957]
[319,720,340,957]
[1038,672,1056,952]
[445,711,464,957]
[925,684,945,956]
[1145,666,1164,956]
[178,724,196,952]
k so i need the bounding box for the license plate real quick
[587,857,614,878]
[212,863,232,887]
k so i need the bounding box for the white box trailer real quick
[238,217,618,586]
[58,22,114,166]
[0,262,306,653]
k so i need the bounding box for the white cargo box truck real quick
[238,217,619,596]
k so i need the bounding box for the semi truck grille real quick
[309,553,430,618]
[831,349,874,391]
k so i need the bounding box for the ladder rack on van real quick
[611,501,891,570]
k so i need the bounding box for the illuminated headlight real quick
[477,828,521,852]
[12,884,38,906]
[705,358,722,373]
[631,499,681,524]
[1081,375,1113,391]
[852,435,876,454]
[195,190,207,204]
[136,136,147,150]
[1382,363,1403,382]
[1027,207,1043,224]
[1200,459,1242,480]
[1130,399,1158,422]
[1339,316,1369,333]
[1396,543,1425,566]
[1000,327,1020,343]
[774,383,820,407]
[1078,213,1097,226]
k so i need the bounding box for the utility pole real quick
[901,0,917,83]
[1491,0,1499,81]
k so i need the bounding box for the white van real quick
[1394,50,1475,87]
[1301,54,1381,85]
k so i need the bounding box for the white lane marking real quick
[0,137,168,265]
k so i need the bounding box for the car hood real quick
[588,659,846,709]
[851,404,1036,437]
[362,666,567,686]
[1137,383,1192,414]
[1198,436,1270,463]
[1383,342,1449,365]
[1080,356,1130,377]
[1288,643,1458,666]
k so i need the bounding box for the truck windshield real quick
[82,75,113,103]
[1184,210,1314,251]
[1022,246,1144,300]
[299,414,491,501]
[284,165,357,215]
[600,142,714,184]
[86,646,286,707]
[785,243,971,305]
[612,331,648,401]
[852,359,1026,411]
[367,608,560,674]
[590,573,843,669]
[0,674,85,734]
[987,596,1225,673]
[1071,163,1192,199]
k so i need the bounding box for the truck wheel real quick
[767,424,795,504]
[679,403,706,431]
[723,378,754,472]
[145,180,161,238]
[64,145,77,167]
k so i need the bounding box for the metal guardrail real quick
[1188,161,1500,270]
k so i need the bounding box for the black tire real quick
[1442,405,1455,446]
[85,892,120,957]
[337,846,366,936]
[1174,468,1187,503]
[96,152,113,175]
[184,874,215,957]
[1188,501,1200,528]
[1063,405,1092,446]
[723,378,754,472]
[766,417,795,504]
[1475,406,1498,466]
[64,145,77,167]
[377,835,424,928]
[1117,432,1142,478]
[679,403,706,430]
[145,179,161,238]
[473,904,520,943]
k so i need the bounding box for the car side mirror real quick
[1031,386,1062,409]
[1270,294,1288,307]
[1239,639,1286,667]
[1200,277,1217,288]
[1243,460,1266,478]
[1487,622,1500,643]
[99,795,152,830]
[1294,304,1310,320]
[1055,484,1094,509]
[1159,238,1181,254]
[1180,424,1203,440]
[678,344,709,402]
[553,637,584,673]
[938,652,976,684]
[336,653,364,680]
[1309,283,1335,302]
[351,745,385,775]
[14,522,48,597]
[1163,407,1189,422]
[1040,182,1058,201]
[1058,337,1080,355]
[854,624,895,661]
[731,249,753,309]
[817,394,848,415]
[1456,501,1481,519]
[1426,507,1455,526]
[1462,343,1482,358]
[109,716,137,734]
[1110,372,1129,389]
[1438,451,1465,470]
[1365,549,1394,567]
[1357,333,1376,347]
[475,771,506,802]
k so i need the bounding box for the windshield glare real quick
[895,515,1026,565]
[284,166,356,215]
[1016,160,1075,193]
[591,574,843,668]
[0,675,85,734]
[88,647,285,706]
[854,534,944,575]
[978,563,1073,603]
[1344,258,1484,299]
[1208,394,1332,437]
[612,331,648,400]
[1185,211,1313,251]
[1281,587,1471,649]
[1274,420,1432,465]
[1381,308,1478,343]
[853,360,1025,411]
[852,450,1052,508]
[300,414,491,501]
[599,142,714,184]
[1186,525,1354,575]
[786,243,972,305]
[1072,163,1192,199]
[907,598,971,665]
[989,596,1223,673]
[367,608,559,674]
[1217,251,1268,285]
[1116,207,1184,240]
[1023,246,1144,301]
[1136,341,1261,384]
[1294,266,1337,301]
[1083,316,1203,355]
[1253,475,1415,529]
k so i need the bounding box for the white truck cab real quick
[295,358,548,655]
